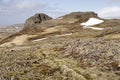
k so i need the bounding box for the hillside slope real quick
[0,11,120,80]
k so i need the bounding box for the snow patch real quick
[55,33,72,37]
[32,33,72,42]
[81,18,104,27]
[86,27,104,30]
[33,38,47,42]
[80,18,104,30]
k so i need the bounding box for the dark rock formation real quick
[22,13,52,33]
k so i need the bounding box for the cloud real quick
[0,0,47,12]
[16,1,47,10]
[0,0,60,16]
[108,0,120,2]
[0,0,10,3]
[0,0,63,25]
[16,1,39,10]
[0,0,50,25]
[98,6,120,19]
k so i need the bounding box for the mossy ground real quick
[0,32,120,80]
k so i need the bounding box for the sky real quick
[0,0,120,26]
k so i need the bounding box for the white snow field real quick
[80,18,104,30]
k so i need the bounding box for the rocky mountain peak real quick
[23,13,52,32]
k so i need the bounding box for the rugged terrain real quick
[0,12,120,80]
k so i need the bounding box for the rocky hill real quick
[0,12,120,80]
[21,12,98,34]
[1,12,120,44]
[22,13,52,33]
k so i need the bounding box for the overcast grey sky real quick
[0,0,120,26]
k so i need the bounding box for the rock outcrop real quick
[61,12,98,23]
[22,13,52,33]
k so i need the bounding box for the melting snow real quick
[32,33,72,42]
[55,33,72,37]
[80,18,104,30]
[87,27,104,30]
[33,38,47,42]
[81,18,104,27]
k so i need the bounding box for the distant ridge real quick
[0,24,23,33]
